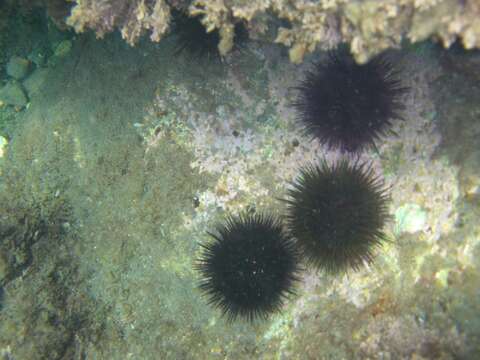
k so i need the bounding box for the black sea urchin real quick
[196,213,300,322]
[285,159,390,273]
[173,12,220,59]
[293,50,408,153]
[173,11,247,60]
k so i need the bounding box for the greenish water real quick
[0,7,479,360]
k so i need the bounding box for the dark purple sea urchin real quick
[285,159,390,273]
[293,50,408,153]
[173,11,221,60]
[173,10,247,60]
[195,213,300,322]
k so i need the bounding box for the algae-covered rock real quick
[6,56,31,80]
[53,39,72,58]
[0,251,8,282]
[28,47,49,67]
[0,81,28,107]
[64,0,480,63]
[395,204,428,235]
[48,39,72,66]
[23,68,48,97]
[0,135,7,158]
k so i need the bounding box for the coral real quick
[270,0,344,63]
[63,0,480,62]
[184,0,480,63]
[196,213,300,321]
[272,0,480,63]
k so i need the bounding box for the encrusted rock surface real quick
[63,0,480,63]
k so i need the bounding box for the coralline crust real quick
[65,0,480,63]
[66,0,171,45]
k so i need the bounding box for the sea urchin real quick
[285,159,390,273]
[173,10,247,60]
[196,213,300,322]
[293,50,408,153]
[173,11,220,59]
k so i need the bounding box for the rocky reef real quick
[53,0,480,63]
[0,2,479,358]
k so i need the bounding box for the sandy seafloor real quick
[0,15,479,360]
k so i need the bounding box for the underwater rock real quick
[0,136,7,158]
[28,47,49,67]
[441,48,480,82]
[23,68,48,97]
[48,40,72,67]
[48,40,72,66]
[53,39,72,58]
[64,0,480,63]
[0,81,28,107]
[394,204,427,235]
[0,250,7,282]
[67,0,171,46]
[459,150,480,199]
[6,56,31,80]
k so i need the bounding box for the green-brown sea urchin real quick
[285,159,390,273]
[293,50,408,153]
[195,213,300,322]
